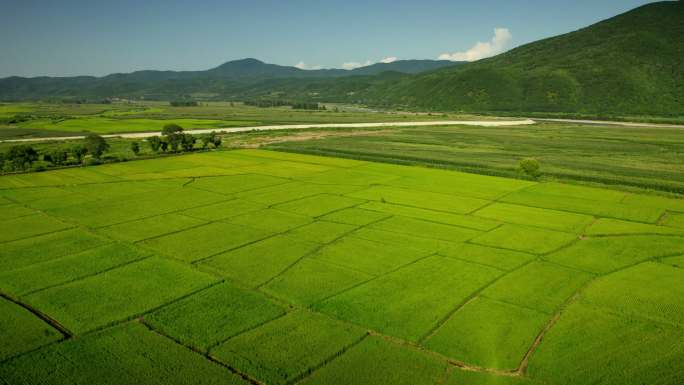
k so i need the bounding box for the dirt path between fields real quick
[533,118,684,129]
[0,119,536,143]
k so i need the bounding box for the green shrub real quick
[84,158,102,166]
[84,134,109,159]
[6,145,38,170]
[519,158,541,178]
[70,144,87,163]
[130,141,140,155]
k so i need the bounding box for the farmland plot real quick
[300,335,446,385]
[545,235,684,273]
[1,148,684,385]
[470,224,577,254]
[211,311,367,385]
[481,261,593,314]
[146,282,286,350]
[424,297,548,370]
[0,228,109,272]
[0,242,150,296]
[0,322,247,385]
[23,257,219,334]
[198,234,320,286]
[263,257,373,305]
[314,255,502,341]
[528,303,684,385]
[0,298,62,361]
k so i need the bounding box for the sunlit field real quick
[1,149,683,384]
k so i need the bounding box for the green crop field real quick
[1,148,683,384]
[0,101,480,138]
[268,121,684,194]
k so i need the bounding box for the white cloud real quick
[342,60,373,70]
[294,61,322,70]
[380,56,397,64]
[438,28,512,62]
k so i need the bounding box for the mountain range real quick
[0,59,459,101]
[1,1,682,116]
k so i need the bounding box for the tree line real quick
[0,124,223,174]
[1,133,109,173]
[169,100,199,107]
[145,124,221,153]
[243,100,325,110]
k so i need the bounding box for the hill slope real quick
[367,1,684,115]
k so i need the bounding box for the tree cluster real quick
[243,100,325,110]
[518,158,542,178]
[1,134,110,173]
[244,100,291,108]
[170,100,199,107]
[146,125,221,154]
[292,102,325,110]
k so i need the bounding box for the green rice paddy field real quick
[1,149,683,384]
[0,102,472,138]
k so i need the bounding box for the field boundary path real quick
[0,119,536,143]
[532,118,684,129]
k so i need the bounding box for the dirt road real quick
[1,119,536,143]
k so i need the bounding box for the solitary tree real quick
[46,149,68,166]
[148,136,162,152]
[211,133,222,148]
[181,134,196,152]
[162,123,183,136]
[84,134,109,159]
[200,133,212,149]
[519,158,541,178]
[162,124,184,152]
[70,144,88,163]
[6,145,38,170]
[130,141,140,156]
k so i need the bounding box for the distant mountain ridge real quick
[0,58,459,101]
[360,1,684,115]
[1,1,682,117]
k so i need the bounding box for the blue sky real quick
[0,0,658,77]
